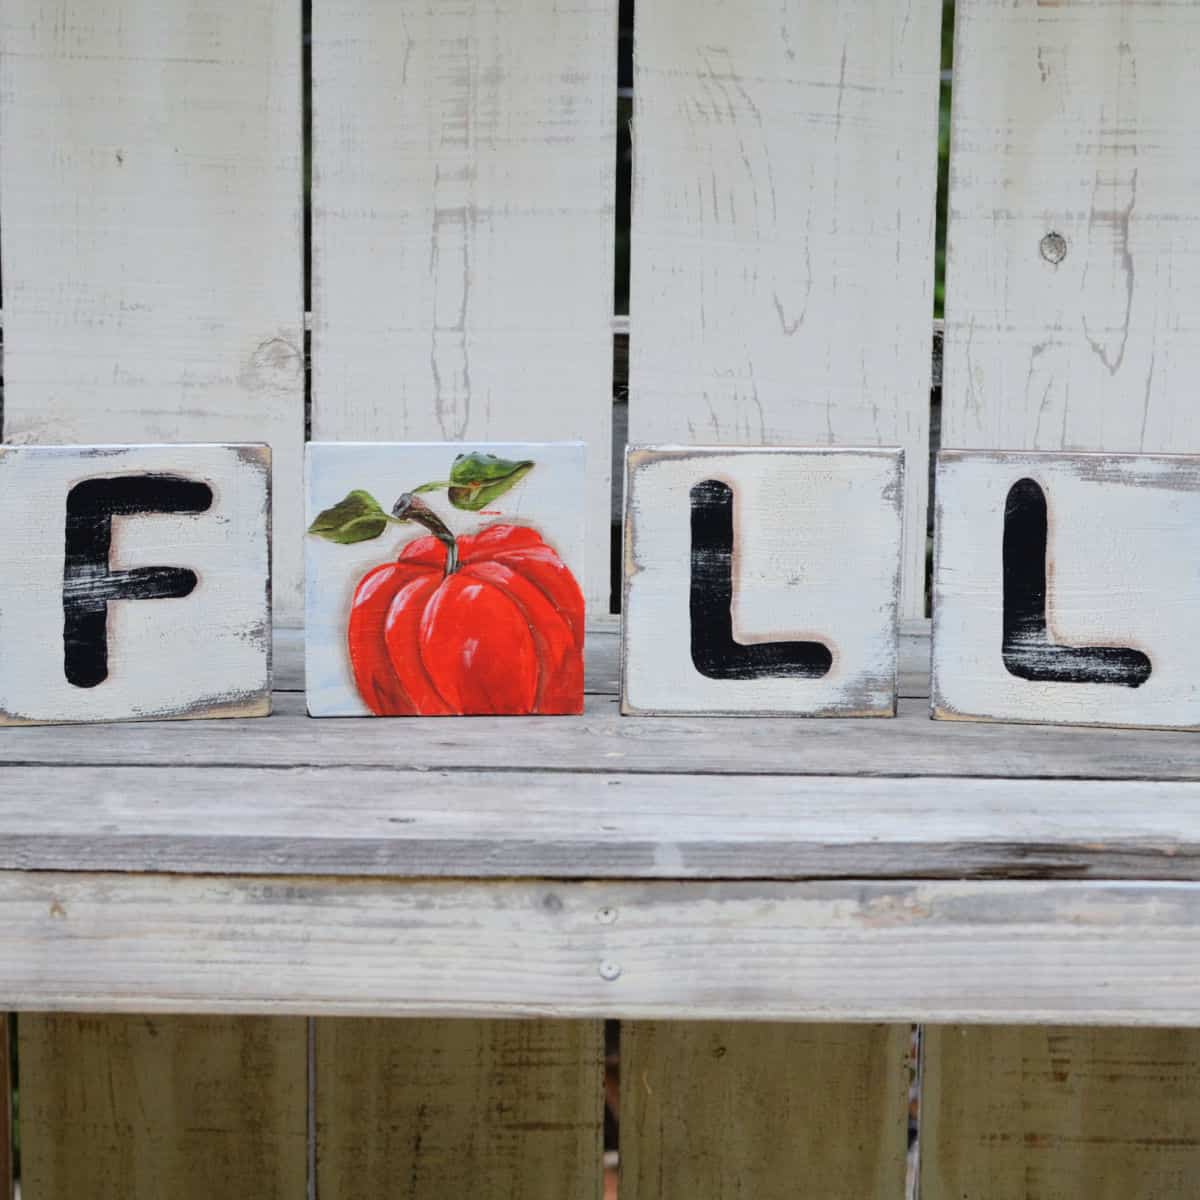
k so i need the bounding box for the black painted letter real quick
[689,479,832,680]
[64,474,213,688]
[1002,477,1150,687]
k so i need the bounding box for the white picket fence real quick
[2,1,1200,1197]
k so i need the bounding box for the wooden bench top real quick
[2,622,1198,1026]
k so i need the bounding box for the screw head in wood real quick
[599,960,622,981]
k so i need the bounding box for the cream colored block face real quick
[621,447,904,717]
[932,451,1200,731]
[0,445,272,725]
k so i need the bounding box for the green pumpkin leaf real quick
[308,489,390,544]
[446,452,534,511]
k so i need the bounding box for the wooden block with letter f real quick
[0,444,272,725]
[621,447,904,717]
[933,450,1200,730]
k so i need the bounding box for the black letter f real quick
[64,474,213,688]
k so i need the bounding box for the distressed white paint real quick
[0,0,305,620]
[311,0,616,614]
[4,767,1200,882]
[944,0,1200,455]
[933,451,1200,731]
[0,445,271,725]
[5,873,1200,1025]
[622,447,903,716]
[629,0,941,617]
[306,442,586,717]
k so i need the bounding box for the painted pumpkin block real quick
[305,442,586,717]
[0,444,271,725]
[621,446,904,716]
[933,450,1200,730]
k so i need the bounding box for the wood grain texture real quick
[317,1019,604,1200]
[0,0,305,620]
[9,768,1200,882]
[0,445,272,725]
[622,448,903,716]
[18,1014,306,1200]
[621,1023,910,1199]
[944,0,1200,460]
[922,1025,1200,1199]
[6,875,1200,1024]
[0,1017,10,1200]
[933,450,1200,730]
[629,0,941,616]
[311,0,616,613]
[6,690,1200,781]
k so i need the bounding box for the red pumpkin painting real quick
[308,451,585,716]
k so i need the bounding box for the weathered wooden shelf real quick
[3,621,1198,1025]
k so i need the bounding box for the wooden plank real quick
[622,448,904,717]
[922,1026,1200,1199]
[621,1023,910,1199]
[943,0,1200,457]
[0,1016,10,1200]
[18,1013,306,1199]
[6,874,1200,1024]
[0,0,305,620]
[629,0,941,616]
[311,0,616,613]
[4,690,1200,781]
[6,768,1200,882]
[276,616,933,698]
[316,1018,604,1200]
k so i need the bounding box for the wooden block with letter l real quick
[932,450,1200,731]
[0,444,271,725]
[306,442,586,717]
[621,446,904,717]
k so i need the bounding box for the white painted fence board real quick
[311,0,616,613]
[629,0,941,616]
[4,768,1200,882]
[4,874,1200,1024]
[0,0,305,619]
[944,0,1200,455]
[4,690,1199,781]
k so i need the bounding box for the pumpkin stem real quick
[391,493,459,575]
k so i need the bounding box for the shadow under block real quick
[622,446,903,716]
[0,444,271,725]
[933,450,1200,730]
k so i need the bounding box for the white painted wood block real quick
[621,447,903,717]
[933,450,1200,731]
[0,445,272,725]
[306,443,586,717]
